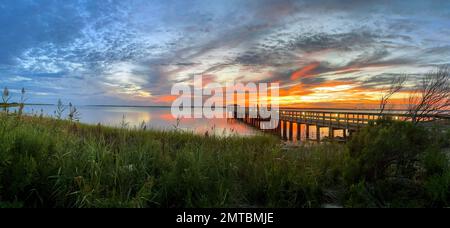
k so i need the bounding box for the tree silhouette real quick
[407,65,450,124]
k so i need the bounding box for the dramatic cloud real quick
[0,0,449,107]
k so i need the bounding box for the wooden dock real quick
[230,107,450,142]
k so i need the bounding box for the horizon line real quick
[22,103,416,111]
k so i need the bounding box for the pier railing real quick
[230,107,450,142]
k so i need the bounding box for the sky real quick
[0,0,449,108]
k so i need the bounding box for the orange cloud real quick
[291,62,321,80]
[154,95,177,103]
[279,84,311,97]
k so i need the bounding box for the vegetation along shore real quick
[0,112,449,208]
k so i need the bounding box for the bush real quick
[344,119,450,207]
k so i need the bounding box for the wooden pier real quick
[230,107,450,142]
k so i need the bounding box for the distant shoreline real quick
[76,105,416,112]
[25,103,54,106]
[19,104,417,112]
[19,104,449,114]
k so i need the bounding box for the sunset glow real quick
[0,1,449,109]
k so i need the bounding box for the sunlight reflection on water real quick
[20,105,261,137]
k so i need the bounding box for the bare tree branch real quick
[407,65,450,124]
[379,75,407,114]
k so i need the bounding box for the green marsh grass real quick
[1,113,449,208]
[0,114,346,208]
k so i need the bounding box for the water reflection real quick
[17,105,261,137]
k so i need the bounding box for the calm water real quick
[19,105,261,137]
[16,105,433,140]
